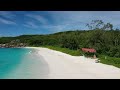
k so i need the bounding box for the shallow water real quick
[0,48,49,79]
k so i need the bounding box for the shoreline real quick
[25,47,120,79]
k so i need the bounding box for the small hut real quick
[82,48,96,58]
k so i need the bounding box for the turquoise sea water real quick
[0,48,49,79]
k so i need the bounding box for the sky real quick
[0,11,120,36]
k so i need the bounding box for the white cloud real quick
[0,18,16,25]
[43,25,66,32]
[23,11,120,32]
[46,11,120,30]
[0,11,15,19]
[26,14,48,24]
[40,22,84,33]
[49,11,116,22]
[48,11,89,24]
[24,21,38,29]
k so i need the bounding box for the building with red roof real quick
[82,48,96,53]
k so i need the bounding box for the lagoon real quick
[0,48,49,79]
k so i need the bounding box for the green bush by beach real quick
[99,55,120,68]
[42,45,82,56]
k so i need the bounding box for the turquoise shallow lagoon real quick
[0,48,49,79]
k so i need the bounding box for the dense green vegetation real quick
[0,20,120,68]
[99,55,120,68]
[42,45,82,56]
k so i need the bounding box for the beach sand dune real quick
[27,47,120,79]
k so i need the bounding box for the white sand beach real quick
[26,47,120,79]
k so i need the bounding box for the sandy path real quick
[27,47,120,79]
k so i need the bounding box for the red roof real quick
[82,48,96,53]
